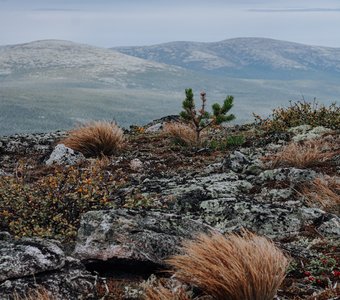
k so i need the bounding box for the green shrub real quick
[209,135,245,151]
[226,135,245,147]
[254,100,339,132]
[180,89,235,143]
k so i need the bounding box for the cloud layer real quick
[0,0,339,47]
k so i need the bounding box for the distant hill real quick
[0,39,183,83]
[0,39,339,135]
[0,40,190,135]
[114,38,340,79]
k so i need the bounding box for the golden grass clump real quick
[61,121,125,157]
[300,177,340,214]
[263,139,338,169]
[165,231,289,300]
[163,122,198,147]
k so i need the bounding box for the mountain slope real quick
[0,39,183,85]
[114,38,340,79]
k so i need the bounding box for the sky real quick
[1,0,340,48]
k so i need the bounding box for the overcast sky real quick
[1,0,340,48]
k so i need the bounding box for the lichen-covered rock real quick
[0,235,96,300]
[141,173,253,213]
[223,150,250,173]
[196,197,302,238]
[145,123,163,133]
[130,158,143,171]
[317,216,340,238]
[257,168,317,183]
[257,187,293,201]
[288,125,312,135]
[223,148,265,176]
[192,197,339,239]
[73,209,214,264]
[290,126,333,142]
[0,237,65,282]
[0,131,66,155]
[46,144,85,165]
[0,169,11,177]
[0,232,11,241]
[0,257,96,300]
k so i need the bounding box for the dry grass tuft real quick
[300,177,340,214]
[263,139,338,169]
[144,283,191,300]
[13,287,55,300]
[163,122,198,147]
[166,231,289,300]
[61,121,125,157]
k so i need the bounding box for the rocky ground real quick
[0,119,339,300]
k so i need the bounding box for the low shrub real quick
[303,254,339,288]
[0,164,122,241]
[254,100,340,132]
[306,286,340,300]
[61,121,125,157]
[226,134,246,147]
[208,134,245,151]
[148,231,289,300]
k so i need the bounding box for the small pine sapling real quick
[180,88,235,143]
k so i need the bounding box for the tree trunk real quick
[196,129,200,145]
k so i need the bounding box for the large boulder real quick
[46,144,85,165]
[73,209,214,265]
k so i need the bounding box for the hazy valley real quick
[0,38,339,135]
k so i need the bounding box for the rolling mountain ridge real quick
[114,38,340,79]
[0,38,339,135]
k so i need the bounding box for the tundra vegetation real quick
[253,100,340,132]
[0,98,339,299]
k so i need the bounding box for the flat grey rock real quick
[73,208,214,264]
